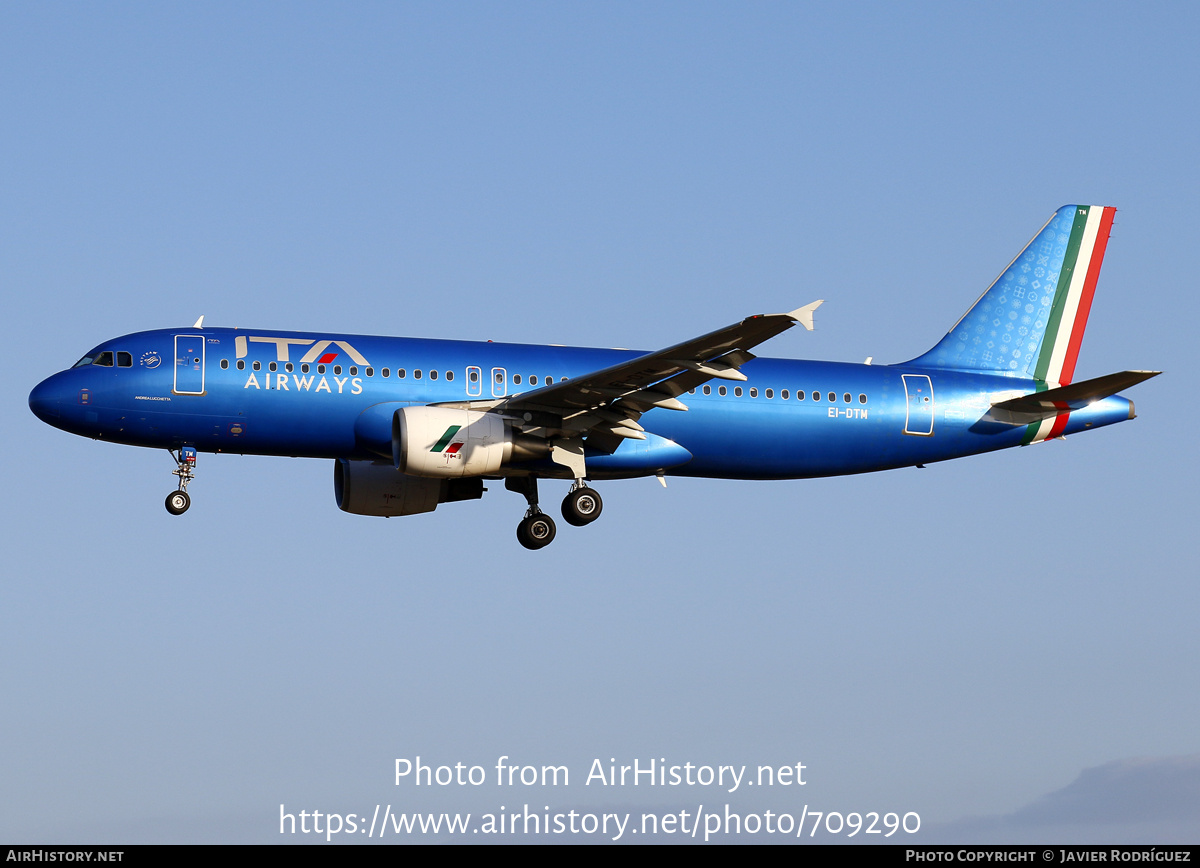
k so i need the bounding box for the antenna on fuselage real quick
[192,315,205,329]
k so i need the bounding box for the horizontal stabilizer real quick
[987,370,1160,425]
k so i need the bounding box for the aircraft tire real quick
[165,490,191,515]
[518,513,556,550]
[562,487,603,527]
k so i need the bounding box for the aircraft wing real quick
[439,301,822,450]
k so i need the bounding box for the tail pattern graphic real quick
[909,205,1116,383]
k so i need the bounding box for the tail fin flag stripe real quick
[1019,382,1053,445]
[1046,405,1072,439]
[1020,206,1115,445]
[1059,206,1115,386]
[1021,388,1072,445]
[1033,206,1116,385]
[1033,207,1093,382]
[906,205,1117,380]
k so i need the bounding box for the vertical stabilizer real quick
[907,205,1116,383]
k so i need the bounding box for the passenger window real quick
[236,360,245,370]
[317,364,325,374]
[813,392,821,402]
[334,365,342,375]
[446,371,453,381]
[220,359,229,370]
[734,386,743,397]
[859,394,867,404]
[349,366,358,376]
[750,387,758,398]
[718,386,727,396]
[382,368,390,378]
[414,369,422,379]
[843,393,851,403]
[286,363,294,373]
[469,370,479,383]
[430,370,438,380]
[765,388,772,398]
[513,374,522,385]
[365,367,373,377]
[703,385,711,395]
[530,375,538,385]
[398,369,406,378]
[781,389,788,399]
[253,361,261,371]
[93,352,114,367]
[269,362,277,372]
[302,364,310,373]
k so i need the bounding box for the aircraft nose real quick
[29,375,65,423]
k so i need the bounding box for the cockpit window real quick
[117,352,132,367]
[93,352,114,367]
[72,354,95,368]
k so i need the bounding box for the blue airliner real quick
[29,205,1158,548]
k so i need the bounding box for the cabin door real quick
[902,374,934,436]
[173,335,206,395]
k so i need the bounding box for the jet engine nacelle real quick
[394,406,544,478]
[334,458,483,517]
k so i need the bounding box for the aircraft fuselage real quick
[29,326,1134,481]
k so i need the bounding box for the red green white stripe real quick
[1032,206,1116,386]
[1023,206,1116,444]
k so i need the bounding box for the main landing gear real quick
[165,445,197,515]
[506,476,604,550]
[561,481,603,527]
[517,511,556,550]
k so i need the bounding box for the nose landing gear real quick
[165,446,196,515]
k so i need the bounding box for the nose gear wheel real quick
[165,490,191,515]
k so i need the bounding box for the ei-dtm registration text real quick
[277,755,921,841]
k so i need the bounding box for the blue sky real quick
[3,2,1197,843]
